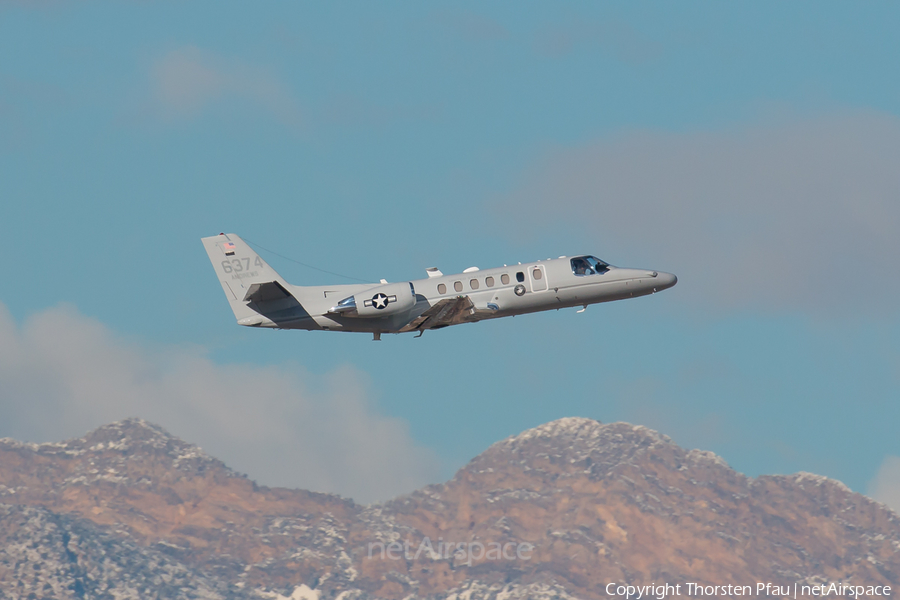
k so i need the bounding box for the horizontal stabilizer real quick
[243,281,291,303]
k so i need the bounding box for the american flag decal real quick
[223,242,236,256]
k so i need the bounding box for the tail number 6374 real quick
[221,257,263,273]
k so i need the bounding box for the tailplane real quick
[201,233,295,326]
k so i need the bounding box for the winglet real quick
[426,267,443,278]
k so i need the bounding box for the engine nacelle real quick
[331,282,416,318]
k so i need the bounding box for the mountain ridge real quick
[0,416,897,599]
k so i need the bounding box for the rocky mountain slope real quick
[0,417,897,599]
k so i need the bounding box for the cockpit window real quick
[570,256,610,276]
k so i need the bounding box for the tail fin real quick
[201,233,294,326]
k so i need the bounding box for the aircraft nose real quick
[655,271,677,291]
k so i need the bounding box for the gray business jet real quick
[202,233,676,340]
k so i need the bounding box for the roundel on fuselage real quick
[354,282,417,317]
[371,293,390,309]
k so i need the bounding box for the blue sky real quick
[1,2,899,505]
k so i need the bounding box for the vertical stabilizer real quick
[200,233,295,326]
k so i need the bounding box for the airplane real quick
[201,233,677,340]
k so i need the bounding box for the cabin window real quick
[454,281,463,292]
[485,276,494,287]
[437,283,446,295]
[532,268,542,280]
[516,272,525,282]
[500,274,510,285]
[470,279,479,290]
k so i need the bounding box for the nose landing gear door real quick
[530,265,548,292]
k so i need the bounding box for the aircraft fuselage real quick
[201,234,677,337]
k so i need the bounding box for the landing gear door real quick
[529,265,548,292]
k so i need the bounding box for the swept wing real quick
[399,296,494,333]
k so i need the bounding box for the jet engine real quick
[329,282,416,318]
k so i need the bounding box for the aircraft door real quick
[529,265,548,292]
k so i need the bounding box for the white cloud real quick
[868,455,900,514]
[0,303,438,503]
[147,46,302,126]
[499,111,900,314]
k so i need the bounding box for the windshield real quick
[570,256,610,276]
